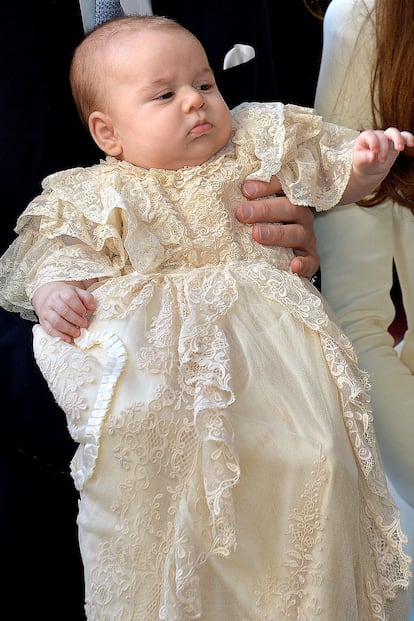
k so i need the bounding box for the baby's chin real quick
[128,136,229,170]
[169,141,229,170]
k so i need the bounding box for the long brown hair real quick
[303,0,330,19]
[362,0,414,209]
[308,0,414,210]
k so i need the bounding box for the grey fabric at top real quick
[95,0,124,26]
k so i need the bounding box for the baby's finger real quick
[77,288,96,311]
[383,127,406,151]
[51,294,89,328]
[401,130,414,147]
[50,303,89,330]
[41,316,81,343]
[357,130,381,161]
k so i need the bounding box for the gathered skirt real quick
[33,263,411,620]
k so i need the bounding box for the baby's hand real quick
[32,281,96,343]
[341,128,413,205]
[355,127,414,172]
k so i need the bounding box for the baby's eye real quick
[157,91,174,100]
[197,83,212,92]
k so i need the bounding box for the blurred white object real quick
[223,44,255,70]
[121,0,152,14]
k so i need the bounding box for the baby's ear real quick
[88,111,122,156]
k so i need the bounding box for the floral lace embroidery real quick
[253,456,327,619]
[86,394,203,620]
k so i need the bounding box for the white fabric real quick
[223,43,255,69]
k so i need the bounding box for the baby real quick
[0,15,412,621]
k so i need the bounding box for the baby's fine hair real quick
[70,15,195,127]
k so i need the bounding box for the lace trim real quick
[233,102,358,209]
[158,270,239,618]
[71,328,128,490]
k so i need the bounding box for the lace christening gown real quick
[0,103,411,620]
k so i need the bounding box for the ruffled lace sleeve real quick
[232,102,360,210]
[0,164,135,320]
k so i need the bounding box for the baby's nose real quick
[182,88,205,112]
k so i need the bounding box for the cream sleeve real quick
[314,0,414,507]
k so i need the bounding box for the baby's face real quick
[102,28,232,170]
